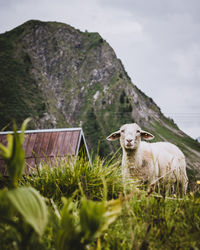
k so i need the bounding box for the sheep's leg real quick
[181,177,188,195]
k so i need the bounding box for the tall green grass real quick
[20,154,124,203]
[103,191,200,249]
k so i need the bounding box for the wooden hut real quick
[0,128,91,175]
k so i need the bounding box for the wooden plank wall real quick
[0,130,81,175]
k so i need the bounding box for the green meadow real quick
[0,120,200,250]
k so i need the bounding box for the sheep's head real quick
[106,123,154,151]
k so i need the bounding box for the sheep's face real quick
[120,124,142,150]
[106,123,154,151]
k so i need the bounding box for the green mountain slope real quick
[0,20,199,179]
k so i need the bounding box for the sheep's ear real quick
[141,130,154,140]
[106,130,121,141]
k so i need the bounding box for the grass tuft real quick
[20,155,124,204]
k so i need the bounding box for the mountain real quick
[197,137,200,143]
[0,20,199,180]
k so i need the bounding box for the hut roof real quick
[0,128,91,175]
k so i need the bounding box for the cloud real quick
[0,0,199,138]
[172,44,200,81]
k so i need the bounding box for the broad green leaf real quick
[7,187,48,236]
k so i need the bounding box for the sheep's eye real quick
[121,129,125,133]
[136,130,141,134]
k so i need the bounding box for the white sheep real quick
[106,123,188,194]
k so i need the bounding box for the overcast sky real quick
[0,0,200,139]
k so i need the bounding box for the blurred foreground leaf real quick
[103,199,122,230]
[0,118,31,187]
[7,186,48,236]
[55,196,122,250]
[80,198,105,241]
[80,197,122,240]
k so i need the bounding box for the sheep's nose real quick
[126,139,133,143]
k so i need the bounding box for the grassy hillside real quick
[0,20,199,180]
